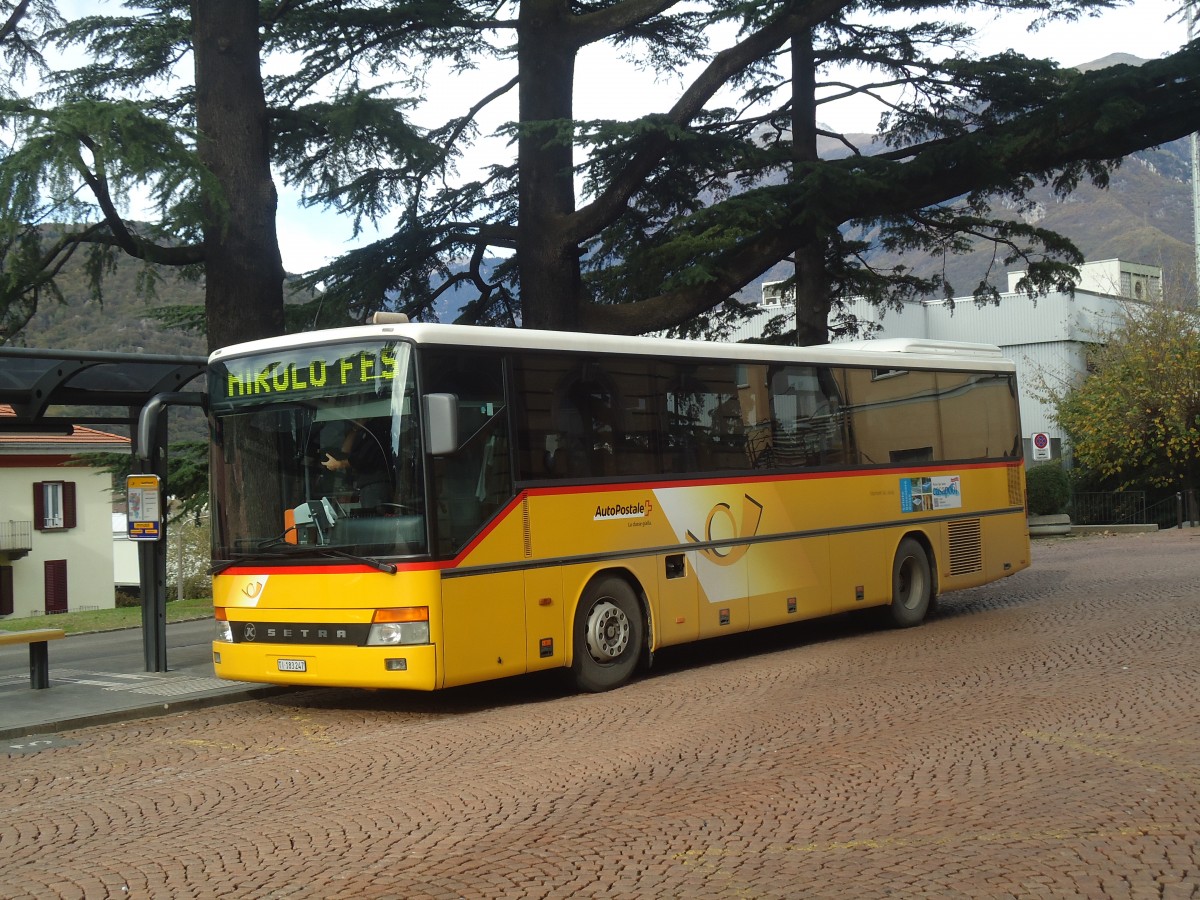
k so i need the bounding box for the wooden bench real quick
[0,628,66,689]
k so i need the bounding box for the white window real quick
[34,480,75,531]
[42,482,64,529]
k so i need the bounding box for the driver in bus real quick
[321,418,392,514]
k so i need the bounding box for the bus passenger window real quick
[422,349,511,554]
[767,365,846,468]
[665,368,743,473]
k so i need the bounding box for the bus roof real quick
[209,323,1016,373]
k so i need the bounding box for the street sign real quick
[126,474,163,541]
[1031,432,1052,461]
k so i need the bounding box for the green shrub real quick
[1026,463,1070,516]
[114,589,141,608]
[168,573,213,601]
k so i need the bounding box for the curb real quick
[1069,524,1160,535]
[0,685,296,742]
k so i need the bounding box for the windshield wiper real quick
[210,543,397,575]
[314,548,397,574]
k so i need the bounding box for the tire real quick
[571,575,645,692]
[888,537,932,628]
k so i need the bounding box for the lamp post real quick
[1191,1,1200,302]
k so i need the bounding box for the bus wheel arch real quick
[570,570,647,692]
[888,534,936,628]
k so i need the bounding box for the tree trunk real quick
[791,27,830,347]
[517,1,582,331]
[192,0,284,352]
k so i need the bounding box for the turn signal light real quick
[368,607,430,646]
[372,607,429,623]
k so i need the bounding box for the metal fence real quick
[1071,489,1199,529]
[1070,491,1147,526]
[1144,496,1183,530]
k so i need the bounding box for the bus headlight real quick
[367,607,430,646]
[214,608,233,643]
[368,621,430,645]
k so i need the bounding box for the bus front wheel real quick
[571,576,644,692]
[889,538,932,628]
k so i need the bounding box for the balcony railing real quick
[0,520,33,557]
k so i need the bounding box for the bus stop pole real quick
[135,391,205,673]
[137,412,169,672]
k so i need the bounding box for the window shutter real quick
[32,482,45,530]
[63,481,77,529]
[44,559,68,613]
[0,566,12,616]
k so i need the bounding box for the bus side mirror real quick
[423,393,458,456]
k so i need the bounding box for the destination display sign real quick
[211,342,401,406]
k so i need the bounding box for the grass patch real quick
[1,597,213,635]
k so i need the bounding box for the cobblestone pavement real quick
[2,531,1198,899]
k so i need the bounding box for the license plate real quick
[277,659,307,672]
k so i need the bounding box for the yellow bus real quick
[209,323,1029,692]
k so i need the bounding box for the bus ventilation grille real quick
[1008,466,1023,507]
[947,519,983,576]
[522,497,532,558]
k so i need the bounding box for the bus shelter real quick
[0,346,207,672]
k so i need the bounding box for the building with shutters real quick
[0,405,130,619]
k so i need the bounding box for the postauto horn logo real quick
[686,494,764,566]
[594,498,654,521]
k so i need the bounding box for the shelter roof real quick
[0,347,207,434]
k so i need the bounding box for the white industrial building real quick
[739,259,1160,464]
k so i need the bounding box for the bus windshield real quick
[208,340,425,561]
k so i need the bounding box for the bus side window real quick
[666,362,747,473]
[539,362,623,478]
[422,349,511,554]
[768,365,846,468]
[665,383,713,473]
[436,402,505,549]
[512,354,572,480]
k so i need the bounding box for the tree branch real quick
[581,46,1200,334]
[570,0,683,48]
[0,0,33,44]
[569,0,853,241]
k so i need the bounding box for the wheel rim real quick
[584,600,630,663]
[897,556,926,610]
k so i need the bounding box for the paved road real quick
[0,619,273,740]
[1,531,1197,899]
[0,617,217,679]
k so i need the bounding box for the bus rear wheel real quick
[571,576,644,692]
[889,538,932,628]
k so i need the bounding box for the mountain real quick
[857,53,1196,298]
[741,54,1196,303]
[11,249,209,357]
[829,136,1195,304]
